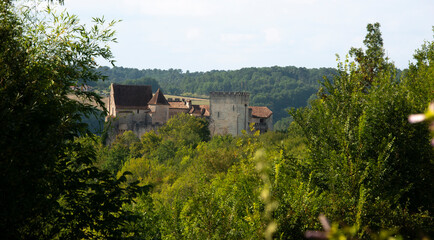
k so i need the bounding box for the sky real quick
[59,0,433,72]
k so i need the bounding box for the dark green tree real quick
[349,22,393,86]
[290,23,433,237]
[102,131,140,173]
[0,1,145,238]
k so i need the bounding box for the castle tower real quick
[148,88,170,124]
[209,92,250,136]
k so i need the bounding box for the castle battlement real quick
[210,91,250,97]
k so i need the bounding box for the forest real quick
[1,0,433,239]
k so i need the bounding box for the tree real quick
[158,113,210,148]
[349,22,393,86]
[0,1,145,238]
[290,23,433,237]
[102,131,140,173]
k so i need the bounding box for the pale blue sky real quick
[62,0,433,71]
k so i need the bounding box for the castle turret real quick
[148,89,170,124]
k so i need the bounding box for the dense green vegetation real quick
[92,24,432,239]
[0,1,145,238]
[94,65,337,127]
[1,0,433,239]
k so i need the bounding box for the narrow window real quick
[233,105,235,111]
[137,109,139,114]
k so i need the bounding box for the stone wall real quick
[149,105,169,124]
[249,115,273,133]
[106,112,158,144]
[108,86,116,116]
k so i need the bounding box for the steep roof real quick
[148,88,170,105]
[249,106,273,118]
[112,84,153,109]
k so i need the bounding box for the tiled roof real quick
[200,105,210,117]
[189,104,210,117]
[112,84,153,109]
[249,106,272,118]
[169,101,190,109]
[148,89,170,105]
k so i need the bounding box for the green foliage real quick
[0,1,145,238]
[273,116,293,131]
[122,77,161,90]
[158,113,210,148]
[102,131,140,173]
[290,23,434,238]
[122,193,161,239]
[349,23,393,86]
[76,21,432,239]
[194,135,238,175]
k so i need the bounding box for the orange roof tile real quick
[249,106,272,118]
[200,105,210,117]
[169,101,189,109]
[189,104,210,117]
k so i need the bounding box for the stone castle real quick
[106,83,272,140]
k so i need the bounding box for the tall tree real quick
[349,23,386,84]
[290,23,433,237]
[0,1,144,238]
